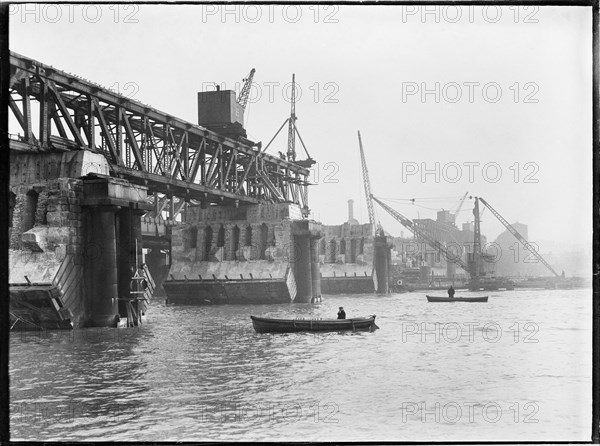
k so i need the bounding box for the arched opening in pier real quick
[359,238,365,255]
[319,238,326,256]
[22,190,39,232]
[340,239,346,255]
[245,225,252,246]
[232,225,240,259]
[350,239,357,263]
[204,225,213,260]
[217,225,225,247]
[259,223,268,260]
[329,239,336,263]
[8,191,16,228]
[189,226,198,249]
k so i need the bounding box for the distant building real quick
[318,198,381,294]
[321,199,372,265]
[436,209,455,226]
[493,222,543,277]
[394,211,488,279]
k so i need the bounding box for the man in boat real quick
[448,285,455,298]
[337,307,346,319]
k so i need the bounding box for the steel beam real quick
[8,51,311,210]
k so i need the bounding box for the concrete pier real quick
[374,234,393,294]
[85,207,119,327]
[81,176,152,327]
[310,238,322,301]
[293,234,313,303]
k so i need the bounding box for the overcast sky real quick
[9,4,592,252]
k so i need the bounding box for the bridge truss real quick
[8,52,311,222]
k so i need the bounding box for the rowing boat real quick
[250,315,378,333]
[426,295,488,303]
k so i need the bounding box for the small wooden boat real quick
[426,295,488,303]
[250,315,378,333]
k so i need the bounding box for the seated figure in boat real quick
[337,307,346,319]
[448,286,455,298]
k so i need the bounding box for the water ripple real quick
[10,289,592,441]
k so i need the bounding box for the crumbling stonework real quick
[10,178,84,265]
[165,203,321,304]
[9,151,151,328]
[173,203,300,264]
[320,223,374,266]
[315,222,383,294]
[9,176,87,327]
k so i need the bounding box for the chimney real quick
[348,199,354,221]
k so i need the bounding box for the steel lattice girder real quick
[8,51,311,210]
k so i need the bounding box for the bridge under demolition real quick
[8,52,393,329]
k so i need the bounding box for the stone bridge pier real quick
[82,177,149,327]
[163,203,323,305]
[9,151,153,329]
[291,221,322,303]
[374,234,394,294]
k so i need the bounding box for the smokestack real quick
[348,199,354,221]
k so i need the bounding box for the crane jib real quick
[478,197,559,278]
[370,195,470,271]
[358,131,376,234]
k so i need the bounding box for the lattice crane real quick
[371,195,470,272]
[358,131,379,236]
[471,197,483,278]
[478,197,560,277]
[261,73,314,167]
[287,73,298,161]
[236,68,255,109]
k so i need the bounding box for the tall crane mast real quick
[287,73,297,161]
[472,197,483,278]
[478,197,560,277]
[358,131,377,235]
[371,195,470,273]
[236,68,256,109]
[261,74,314,167]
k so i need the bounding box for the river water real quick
[10,288,592,442]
